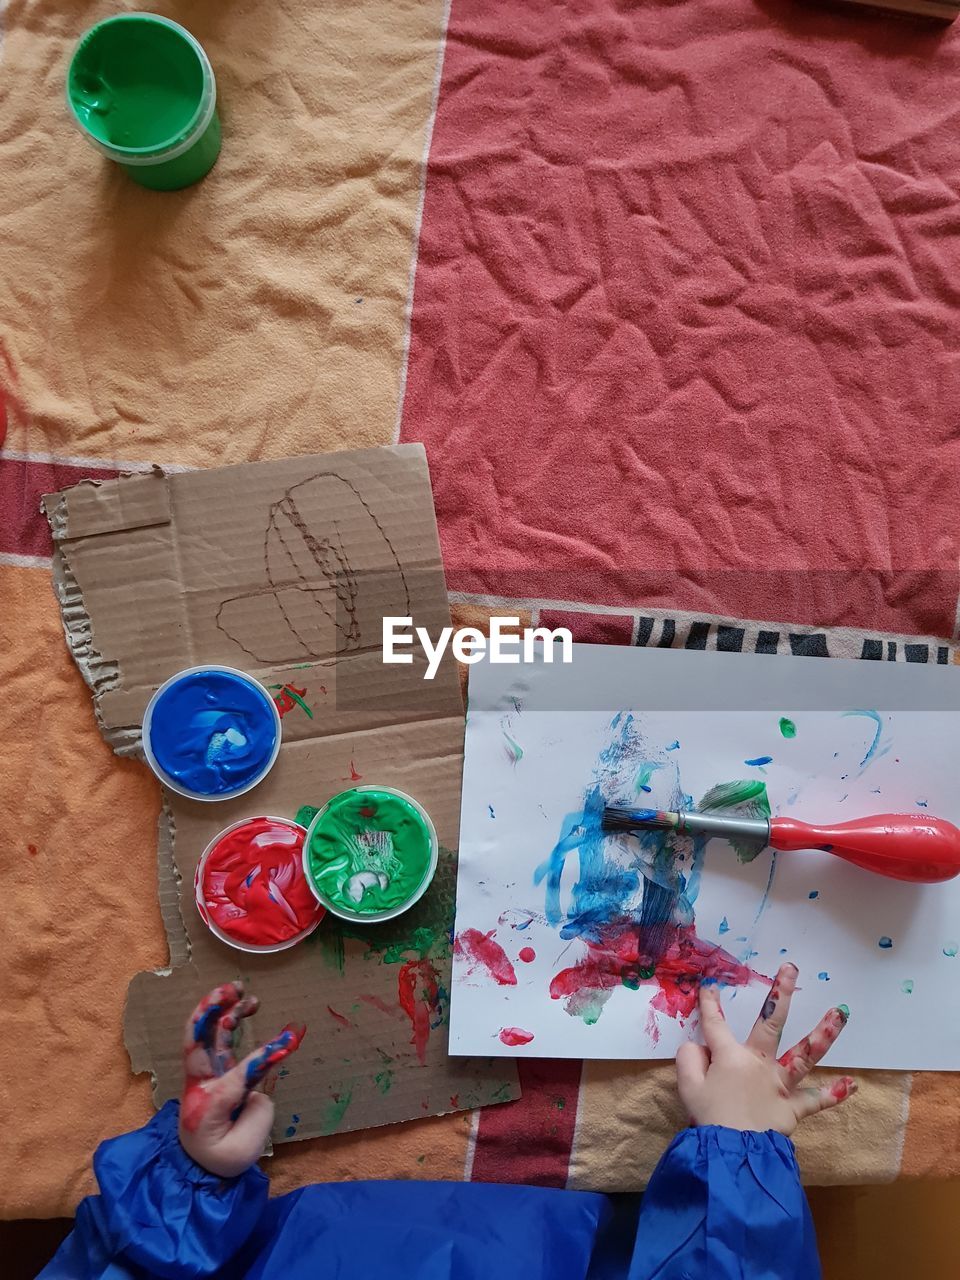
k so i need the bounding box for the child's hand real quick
[178,981,306,1178]
[676,963,856,1136]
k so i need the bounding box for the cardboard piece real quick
[43,446,518,1146]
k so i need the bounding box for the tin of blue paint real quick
[142,664,281,801]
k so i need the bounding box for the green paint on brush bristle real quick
[699,780,771,864]
[779,717,797,739]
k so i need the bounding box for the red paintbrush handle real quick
[769,814,960,884]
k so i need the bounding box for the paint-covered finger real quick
[697,981,736,1052]
[795,1075,858,1119]
[778,1005,850,1088]
[214,994,259,1071]
[231,1023,307,1097]
[745,963,797,1055]
[183,982,244,1058]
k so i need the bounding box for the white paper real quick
[450,645,960,1070]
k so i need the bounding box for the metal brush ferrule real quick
[675,811,771,842]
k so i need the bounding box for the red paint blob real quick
[549,922,766,1023]
[454,928,518,985]
[26,843,38,856]
[347,760,363,781]
[397,958,443,1065]
[197,816,324,947]
[518,946,536,963]
[499,1026,535,1046]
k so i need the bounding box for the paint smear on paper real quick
[501,718,524,766]
[455,928,518,985]
[842,709,885,771]
[537,716,769,1033]
[778,717,797,739]
[818,971,830,981]
[878,936,893,949]
[901,979,915,995]
[518,946,536,963]
[719,916,730,934]
[943,942,959,958]
[499,1026,535,1046]
[744,755,773,768]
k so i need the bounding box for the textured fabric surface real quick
[400,0,960,638]
[3,0,960,1221]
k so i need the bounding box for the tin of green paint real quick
[303,786,439,923]
[67,13,220,191]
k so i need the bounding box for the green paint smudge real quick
[779,717,797,739]
[633,761,662,794]
[416,1155,426,1165]
[837,1004,850,1020]
[901,979,914,995]
[944,941,959,958]
[502,731,524,764]
[699,780,771,863]
[374,1069,393,1094]
[320,1086,354,1134]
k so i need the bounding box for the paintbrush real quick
[602,805,960,883]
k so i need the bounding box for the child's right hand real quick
[676,963,857,1137]
[178,981,305,1178]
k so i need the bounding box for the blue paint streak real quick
[917,799,929,808]
[718,916,730,935]
[537,715,702,957]
[842,708,883,770]
[666,741,680,751]
[148,669,277,797]
[779,948,788,955]
[744,756,773,767]
[752,852,779,927]
[878,936,893,949]
[192,1002,223,1048]
[488,805,496,819]
[244,1029,295,1089]
[808,890,819,899]
[818,972,830,981]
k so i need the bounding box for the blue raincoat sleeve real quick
[627,1126,820,1280]
[39,1100,269,1280]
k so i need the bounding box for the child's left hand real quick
[178,981,305,1178]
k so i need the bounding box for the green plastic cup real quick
[67,13,220,191]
